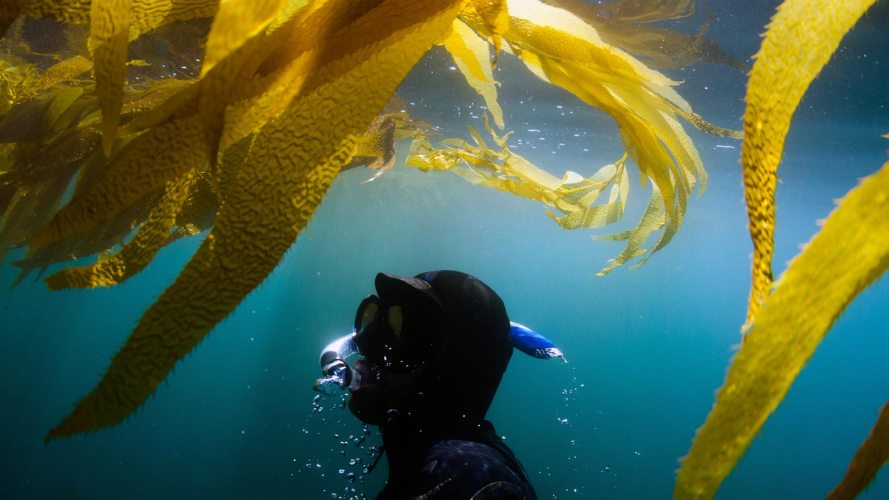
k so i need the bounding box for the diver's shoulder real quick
[415,439,536,499]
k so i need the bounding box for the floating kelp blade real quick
[45,0,466,442]
[445,0,735,273]
[44,170,198,289]
[676,0,884,496]
[443,18,504,128]
[468,0,509,58]
[675,162,889,499]
[0,0,735,442]
[828,402,889,500]
[90,0,132,156]
[740,0,878,328]
[542,0,748,72]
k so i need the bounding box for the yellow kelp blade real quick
[741,0,877,327]
[443,19,504,128]
[18,1,91,24]
[22,56,93,102]
[465,0,509,58]
[675,162,889,499]
[45,0,465,441]
[128,0,219,34]
[89,0,133,156]
[197,0,293,160]
[463,0,712,271]
[829,402,889,500]
[594,185,665,276]
[344,114,397,174]
[12,191,156,285]
[44,170,197,289]
[549,157,629,230]
[0,128,100,261]
[30,115,206,252]
[0,85,84,142]
[406,123,629,232]
[19,0,219,33]
[578,0,693,23]
[542,0,747,72]
[201,0,285,76]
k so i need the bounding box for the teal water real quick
[2,1,889,499]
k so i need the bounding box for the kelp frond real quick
[406,119,630,230]
[541,0,748,72]
[740,0,879,328]
[41,0,467,442]
[0,0,736,442]
[435,0,736,273]
[675,0,887,498]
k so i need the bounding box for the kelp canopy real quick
[1,0,887,497]
[0,0,736,442]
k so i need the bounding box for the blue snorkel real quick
[509,322,567,362]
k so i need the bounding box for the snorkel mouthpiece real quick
[313,333,361,395]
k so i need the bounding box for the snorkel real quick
[313,332,361,395]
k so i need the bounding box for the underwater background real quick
[1,1,888,498]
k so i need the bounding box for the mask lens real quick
[354,295,380,333]
[388,306,403,339]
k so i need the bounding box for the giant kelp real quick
[675,0,888,498]
[428,0,740,274]
[541,0,748,72]
[0,1,735,441]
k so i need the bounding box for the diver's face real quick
[347,296,432,425]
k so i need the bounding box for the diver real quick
[314,270,565,499]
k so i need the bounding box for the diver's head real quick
[347,271,513,434]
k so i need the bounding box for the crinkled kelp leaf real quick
[443,18,504,128]
[21,0,219,34]
[344,114,397,177]
[128,0,219,33]
[0,0,736,442]
[12,188,158,285]
[740,0,878,327]
[30,114,207,251]
[89,0,132,155]
[406,120,629,229]
[675,2,885,497]
[467,0,509,58]
[0,55,92,107]
[542,0,748,72]
[45,0,466,442]
[196,0,290,160]
[0,125,100,265]
[829,402,889,500]
[674,162,889,499]
[44,169,196,289]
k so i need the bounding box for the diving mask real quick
[313,294,420,395]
